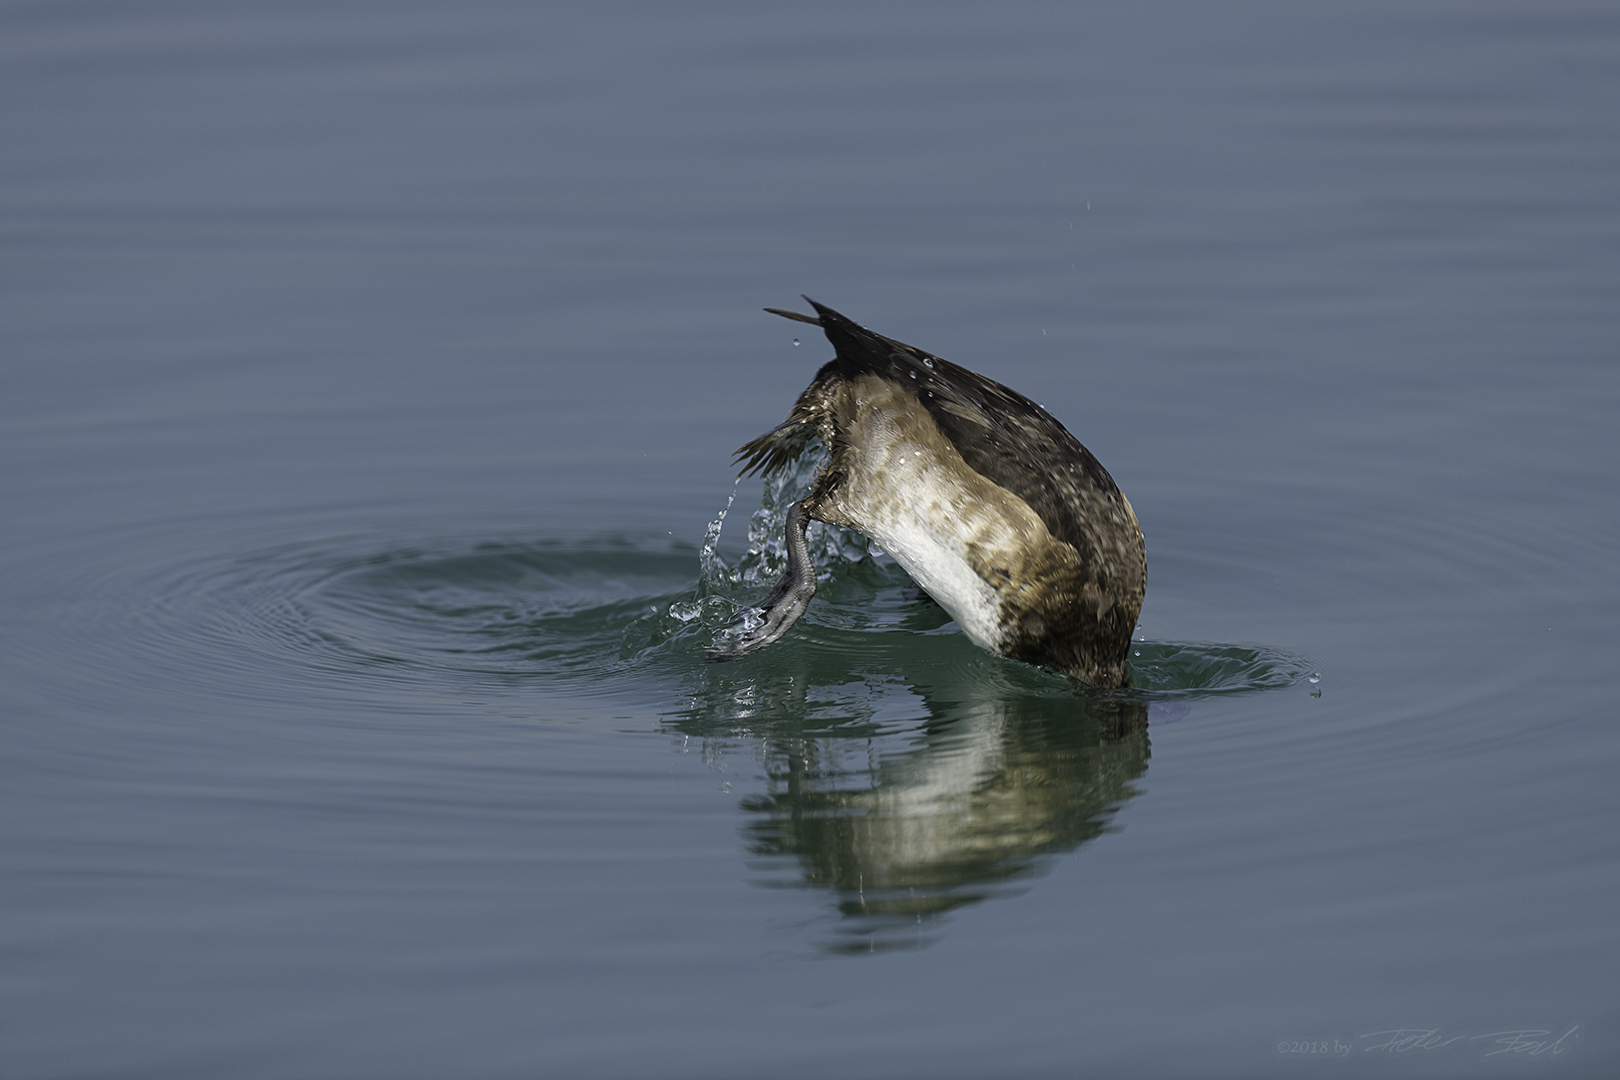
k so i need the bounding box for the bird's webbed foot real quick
[706,501,818,661]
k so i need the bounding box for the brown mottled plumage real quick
[714,299,1145,689]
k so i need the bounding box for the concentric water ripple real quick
[55,523,1312,715]
[176,536,1312,704]
[12,485,1313,723]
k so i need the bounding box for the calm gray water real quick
[4,2,1618,1076]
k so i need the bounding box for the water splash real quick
[704,438,876,589]
[698,478,739,584]
[706,604,767,655]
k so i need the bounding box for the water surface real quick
[3,1,1617,1076]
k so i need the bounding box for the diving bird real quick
[711,299,1146,690]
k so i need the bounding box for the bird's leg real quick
[707,500,818,661]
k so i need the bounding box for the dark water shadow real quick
[239,530,1299,955]
[664,638,1148,954]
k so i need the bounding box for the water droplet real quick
[792,338,800,346]
[1134,651,1141,657]
[909,371,917,379]
[922,358,935,369]
[1308,673,1320,684]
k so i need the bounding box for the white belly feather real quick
[820,383,1026,655]
[863,493,1007,653]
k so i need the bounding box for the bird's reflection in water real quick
[667,633,1150,953]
